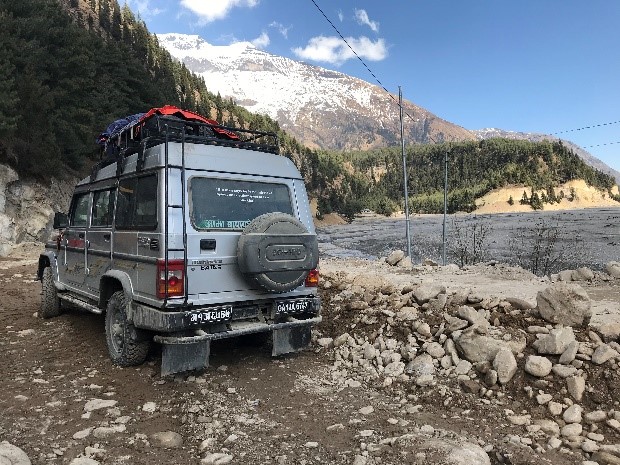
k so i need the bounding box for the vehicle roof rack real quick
[90,106,280,181]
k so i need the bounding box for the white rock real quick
[567,375,586,402]
[142,402,157,413]
[533,327,575,355]
[548,401,563,416]
[454,359,472,376]
[359,406,374,415]
[317,337,333,348]
[0,441,31,465]
[150,431,183,449]
[536,394,553,405]
[536,283,592,326]
[493,348,517,384]
[92,424,126,439]
[534,419,560,436]
[563,404,583,424]
[584,410,607,424]
[559,341,579,364]
[201,453,234,465]
[552,364,577,378]
[426,342,445,359]
[561,423,583,437]
[304,441,319,448]
[591,344,619,365]
[84,399,118,412]
[582,439,599,453]
[72,428,93,440]
[524,355,552,377]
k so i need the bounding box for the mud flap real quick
[272,325,311,356]
[161,340,210,377]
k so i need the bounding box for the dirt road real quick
[2,254,620,465]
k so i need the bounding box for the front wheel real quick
[40,267,61,318]
[105,291,150,367]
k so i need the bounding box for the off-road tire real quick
[237,212,319,293]
[105,291,150,367]
[40,267,61,318]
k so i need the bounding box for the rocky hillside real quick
[157,33,475,151]
[0,165,74,255]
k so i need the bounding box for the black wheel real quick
[105,291,150,367]
[40,267,61,318]
[237,212,319,293]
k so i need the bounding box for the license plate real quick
[187,306,232,325]
[276,299,312,314]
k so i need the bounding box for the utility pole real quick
[442,147,449,265]
[399,87,412,259]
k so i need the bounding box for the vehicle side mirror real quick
[53,212,69,229]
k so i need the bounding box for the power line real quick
[309,0,617,149]
[583,140,620,149]
[552,120,620,136]
[308,0,428,136]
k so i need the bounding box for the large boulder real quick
[455,329,511,363]
[386,250,406,266]
[536,283,591,326]
[605,261,620,278]
[414,283,447,305]
[0,441,31,465]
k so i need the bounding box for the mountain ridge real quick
[158,33,618,183]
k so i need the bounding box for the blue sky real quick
[128,0,620,173]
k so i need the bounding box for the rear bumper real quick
[131,296,320,333]
[153,315,322,345]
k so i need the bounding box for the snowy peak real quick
[157,32,474,150]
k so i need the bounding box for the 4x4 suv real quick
[37,106,321,375]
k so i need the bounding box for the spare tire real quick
[237,212,319,293]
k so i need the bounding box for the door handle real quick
[103,234,111,241]
[78,232,85,239]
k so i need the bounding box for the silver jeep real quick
[37,112,321,375]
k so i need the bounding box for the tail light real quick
[156,259,185,299]
[305,268,319,287]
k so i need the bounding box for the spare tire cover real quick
[237,212,319,293]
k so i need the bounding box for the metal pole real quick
[442,148,448,265]
[399,87,412,259]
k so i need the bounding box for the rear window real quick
[190,178,293,230]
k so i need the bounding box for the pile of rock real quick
[317,263,620,463]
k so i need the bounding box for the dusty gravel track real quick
[3,253,619,465]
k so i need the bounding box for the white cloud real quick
[338,10,344,22]
[292,36,387,66]
[251,32,270,48]
[354,9,379,32]
[180,0,259,23]
[269,21,291,39]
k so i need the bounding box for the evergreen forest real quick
[0,0,617,219]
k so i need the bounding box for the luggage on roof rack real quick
[92,105,279,180]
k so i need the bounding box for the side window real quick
[91,189,115,228]
[70,193,90,227]
[116,174,158,230]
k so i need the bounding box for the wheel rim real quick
[110,309,125,354]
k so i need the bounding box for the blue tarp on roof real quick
[96,113,144,146]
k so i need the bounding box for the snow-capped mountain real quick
[157,33,474,150]
[157,33,617,182]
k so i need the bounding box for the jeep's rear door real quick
[184,173,297,300]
